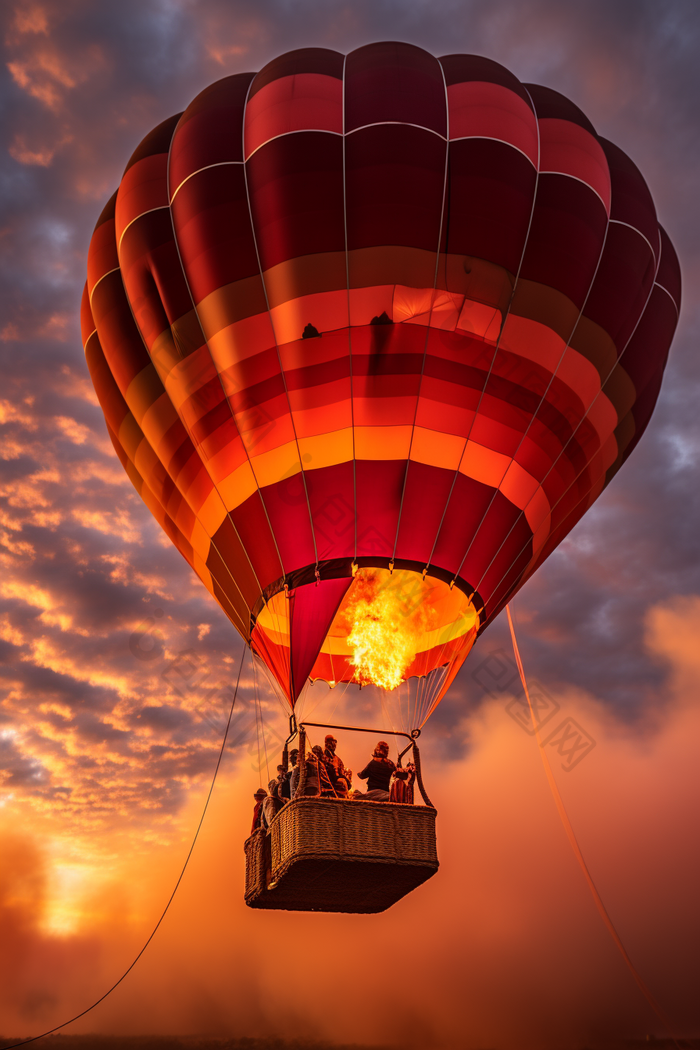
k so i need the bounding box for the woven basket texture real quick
[244,797,438,913]
[243,827,269,901]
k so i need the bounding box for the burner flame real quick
[346,569,431,691]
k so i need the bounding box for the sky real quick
[1,0,699,1046]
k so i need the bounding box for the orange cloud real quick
[0,397,37,427]
[55,416,91,445]
[70,506,142,544]
[8,131,72,166]
[0,597,697,1045]
[11,4,50,36]
[39,312,73,339]
[101,552,172,598]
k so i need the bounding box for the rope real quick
[505,606,683,1048]
[2,642,247,1050]
[411,742,434,808]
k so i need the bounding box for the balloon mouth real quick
[251,557,485,624]
[251,562,481,702]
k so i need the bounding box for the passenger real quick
[276,763,290,800]
[389,763,416,804]
[300,750,320,796]
[356,741,396,801]
[251,787,267,833]
[262,778,285,827]
[288,748,300,797]
[312,744,337,796]
[323,734,352,797]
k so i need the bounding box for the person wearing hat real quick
[311,745,337,796]
[287,748,300,798]
[356,741,396,801]
[251,787,267,833]
[276,763,290,800]
[389,763,416,805]
[299,748,321,795]
[323,734,352,798]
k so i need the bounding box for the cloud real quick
[1,600,698,1045]
[0,398,37,427]
[8,131,74,167]
[11,5,50,36]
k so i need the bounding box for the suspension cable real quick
[2,643,248,1050]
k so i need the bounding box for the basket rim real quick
[270,794,436,825]
[243,795,437,848]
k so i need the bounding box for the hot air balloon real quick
[82,44,680,913]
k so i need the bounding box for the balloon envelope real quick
[82,44,680,717]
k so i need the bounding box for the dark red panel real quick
[599,139,659,261]
[119,209,198,341]
[208,514,261,605]
[345,124,446,251]
[261,476,317,571]
[90,272,151,393]
[306,461,356,562]
[124,113,182,174]
[345,42,446,135]
[169,73,253,194]
[248,47,344,100]
[246,132,345,269]
[525,84,596,136]
[620,285,677,396]
[478,530,533,616]
[355,460,406,559]
[229,491,284,588]
[290,576,352,699]
[171,164,261,303]
[519,173,608,310]
[582,139,660,352]
[393,461,458,565]
[94,189,118,230]
[440,53,533,108]
[581,221,655,354]
[445,138,537,273]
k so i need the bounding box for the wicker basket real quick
[244,826,270,901]
[244,796,438,913]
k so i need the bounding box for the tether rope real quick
[505,605,683,1048]
[2,642,248,1050]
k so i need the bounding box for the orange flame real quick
[345,569,431,691]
